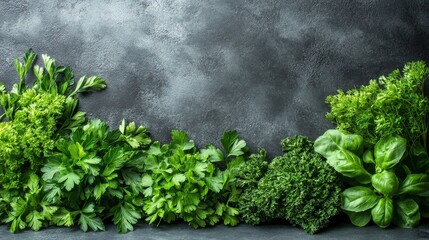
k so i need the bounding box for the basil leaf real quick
[344,210,371,227]
[326,150,371,184]
[314,129,364,158]
[363,150,375,164]
[374,136,406,170]
[371,171,398,196]
[341,186,380,212]
[393,199,420,228]
[371,197,393,228]
[397,174,429,196]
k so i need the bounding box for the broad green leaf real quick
[374,136,406,170]
[78,213,105,232]
[397,174,429,196]
[148,142,162,156]
[205,175,224,193]
[326,150,371,184]
[371,171,399,196]
[112,203,141,233]
[344,210,371,227]
[58,172,81,191]
[81,203,95,214]
[221,131,247,157]
[371,197,393,228]
[393,199,420,228]
[341,186,379,212]
[94,183,109,200]
[171,130,195,151]
[172,174,186,186]
[26,211,44,231]
[68,142,86,161]
[200,145,224,162]
[52,209,75,227]
[314,129,364,158]
[141,174,153,187]
[193,162,208,178]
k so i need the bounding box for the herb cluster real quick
[236,136,343,234]
[1,50,428,234]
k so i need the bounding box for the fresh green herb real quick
[142,130,246,228]
[315,129,429,228]
[42,119,150,233]
[0,49,106,233]
[237,136,343,234]
[325,62,429,173]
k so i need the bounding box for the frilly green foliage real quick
[237,136,342,234]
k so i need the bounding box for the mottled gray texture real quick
[0,222,423,240]
[0,0,428,157]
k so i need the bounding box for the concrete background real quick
[0,0,428,157]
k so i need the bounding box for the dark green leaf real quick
[341,186,379,212]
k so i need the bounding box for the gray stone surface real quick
[1,0,428,157]
[0,222,424,240]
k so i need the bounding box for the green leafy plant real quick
[236,136,343,234]
[325,61,429,173]
[315,129,429,228]
[141,130,246,228]
[0,49,106,233]
[42,119,151,233]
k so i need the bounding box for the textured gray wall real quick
[0,0,428,157]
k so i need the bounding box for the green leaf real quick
[221,131,247,157]
[42,159,65,181]
[363,150,375,164]
[102,148,128,177]
[52,209,75,227]
[393,199,420,228]
[326,150,371,184]
[172,174,186,186]
[26,211,44,231]
[94,183,109,200]
[371,197,393,228]
[314,129,364,158]
[71,76,106,96]
[374,136,406,170]
[58,172,81,191]
[341,186,380,212]
[68,142,86,160]
[397,174,429,196]
[112,203,142,233]
[205,175,224,193]
[171,130,195,151]
[344,210,371,227]
[193,162,208,178]
[371,171,399,196]
[78,213,105,232]
[141,174,153,187]
[200,145,224,162]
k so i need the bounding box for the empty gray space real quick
[0,0,429,238]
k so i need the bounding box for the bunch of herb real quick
[41,119,151,233]
[0,49,106,232]
[141,130,246,228]
[325,62,429,172]
[315,129,429,228]
[236,136,343,234]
